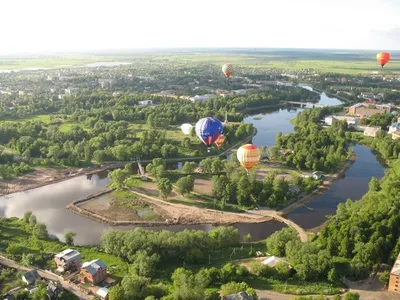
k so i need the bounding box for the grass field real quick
[0,55,131,70]
[0,217,129,278]
[2,51,399,74]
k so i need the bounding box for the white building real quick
[324,115,334,126]
[389,123,400,134]
[138,100,153,106]
[364,126,381,137]
[96,287,109,300]
[188,94,216,103]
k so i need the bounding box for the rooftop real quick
[55,249,80,260]
[96,287,109,298]
[391,253,400,276]
[82,259,107,275]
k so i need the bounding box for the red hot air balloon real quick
[214,134,225,149]
[222,63,233,78]
[376,52,391,69]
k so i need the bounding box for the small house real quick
[392,130,400,140]
[96,287,109,300]
[138,100,153,106]
[324,115,334,126]
[312,171,323,180]
[47,281,63,299]
[262,256,288,268]
[79,259,107,285]
[54,249,81,272]
[22,269,40,285]
[364,126,381,137]
[389,123,400,134]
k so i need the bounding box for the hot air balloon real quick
[195,117,223,152]
[214,134,225,149]
[222,63,233,78]
[376,52,391,69]
[181,123,193,135]
[237,144,260,174]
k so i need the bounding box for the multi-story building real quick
[54,249,81,272]
[79,259,107,285]
[389,252,400,292]
[348,103,391,117]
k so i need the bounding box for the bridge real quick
[283,101,328,108]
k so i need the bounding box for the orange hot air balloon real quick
[237,144,260,173]
[376,52,391,68]
[214,134,225,149]
[222,63,233,77]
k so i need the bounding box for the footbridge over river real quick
[283,101,328,108]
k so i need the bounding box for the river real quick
[0,86,385,245]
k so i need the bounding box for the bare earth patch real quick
[193,178,213,195]
[79,195,141,222]
[0,167,95,196]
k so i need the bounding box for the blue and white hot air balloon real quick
[195,117,223,152]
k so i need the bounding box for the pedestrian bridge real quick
[283,101,327,108]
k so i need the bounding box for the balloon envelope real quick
[195,117,223,150]
[222,63,233,77]
[237,144,260,172]
[215,134,225,149]
[181,123,193,135]
[376,52,391,67]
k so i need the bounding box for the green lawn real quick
[0,217,129,278]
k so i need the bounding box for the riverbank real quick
[0,128,257,197]
[279,153,357,215]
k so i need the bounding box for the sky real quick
[1,0,400,54]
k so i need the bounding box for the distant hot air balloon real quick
[376,52,391,69]
[214,134,225,149]
[237,144,260,174]
[181,123,193,135]
[195,117,224,152]
[222,63,233,78]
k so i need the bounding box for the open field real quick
[2,50,400,74]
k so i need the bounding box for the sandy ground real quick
[79,194,143,222]
[193,178,213,195]
[0,167,100,196]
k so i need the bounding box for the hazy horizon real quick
[2,0,400,55]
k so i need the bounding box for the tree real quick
[121,274,148,299]
[109,284,126,300]
[243,233,252,243]
[176,177,189,195]
[64,231,77,246]
[31,284,48,300]
[21,253,35,266]
[172,268,205,300]
[181,161,197,174]
[109,169,129,188]
[379,270,390,285]
[157,178,172,200]
[29,214,37,226]
[219,282,258,299]
[14,290,30,300]
[23,211,32,223]
[266,228,298,256]
[368,177,380,192]
[130,250,160,277]
[344,292,360,300]
[33,222,48,239]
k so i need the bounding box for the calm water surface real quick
[0,87,385,244]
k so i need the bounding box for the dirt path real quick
[279,154,357,215]
[128,187,274,225]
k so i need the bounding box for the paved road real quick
[0,255,93,300]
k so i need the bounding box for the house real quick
[262,256,287,268]
[54,249,81,272]
[22,270,40,285]
[188,94,216,103]
[96,287,109,300]
[312,171,323,180]
[348,103,390,117]
[392,130,400,140]
[389,123,400,134]
[389,252,400,292]
[224,291,253,300]
[79,259,107,285]
[47,281,63,299]
[138,100,153,106]
[364,126,381,138]
[324,115,334,126]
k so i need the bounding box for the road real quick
[0,255,93,300]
